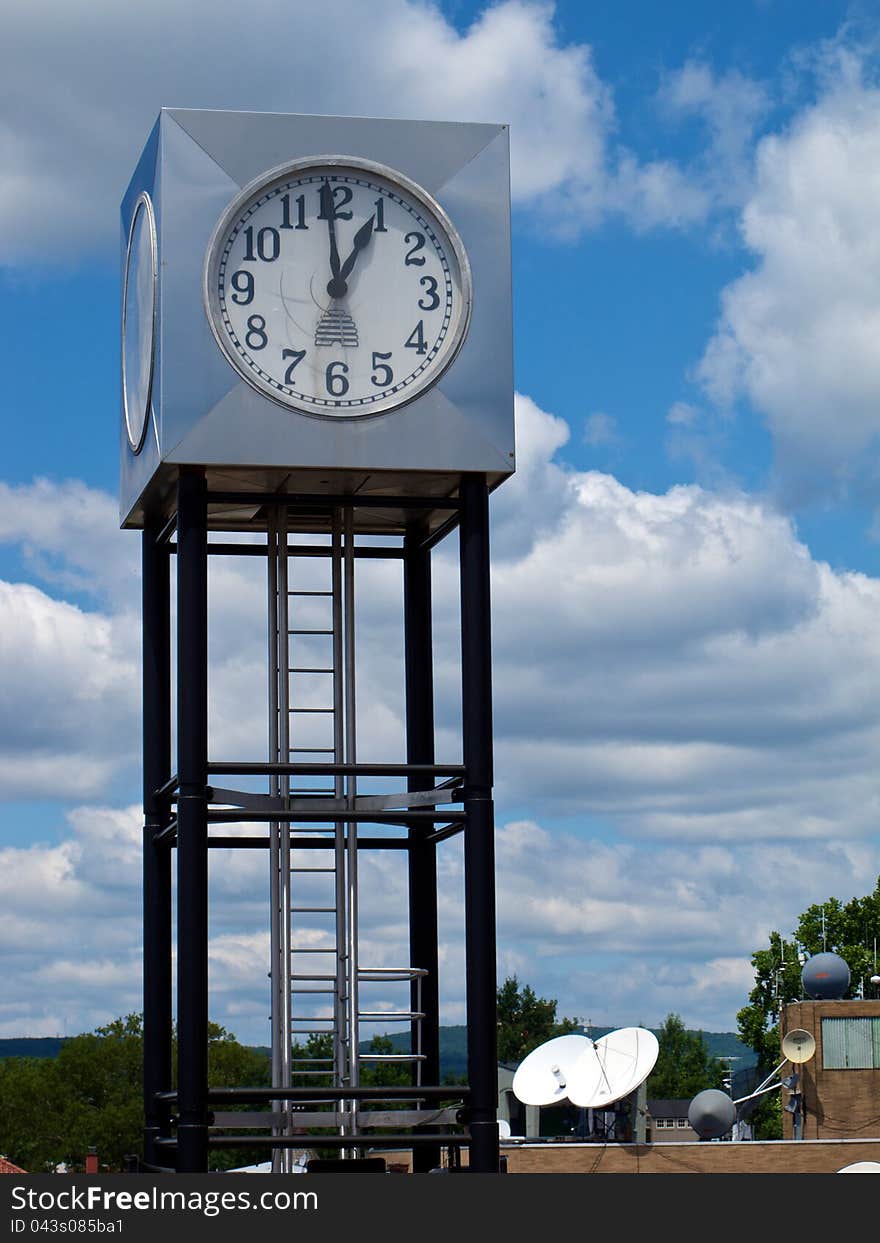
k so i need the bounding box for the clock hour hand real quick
[327,215,375,298]
[320,181,342,283]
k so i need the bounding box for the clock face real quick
[122,192,157,453]
[204,157,472,418]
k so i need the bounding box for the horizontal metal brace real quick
[206,786,286,812]
[354,785,462,811]
[208,762,466,778]
[156,1085,470,1104]
[210,1109,460,1130]
[158,1133,468,1151]
[208,808,466,824]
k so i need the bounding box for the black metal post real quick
[459,474,499,1173]
[175,469,209,1172]
[404,521,441,1173]
[142,516,173,1169]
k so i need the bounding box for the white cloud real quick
[697,49,880,501]
[5,394,880,1037]
[0,0,719,264]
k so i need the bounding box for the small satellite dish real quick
[837,1160,880,1173]
[497,1118,511,1139]
[688,1089,736,1140]
[512,1034,591,1106]
[781,1028,816,1064]
[801,951,850,999]
[569,1027,659,1108]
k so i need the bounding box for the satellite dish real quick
[801,952,850,999]
[837,1160,880,1174]
[497,1118,511,1139]
[688,1089,736,1139]
[512,1034,591,1106]
[569,1027,659,1108]
[781,1028,816,1064]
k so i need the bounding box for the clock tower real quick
[123,109,513,1175]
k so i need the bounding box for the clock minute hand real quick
[320,182,341,282]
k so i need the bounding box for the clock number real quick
[243,225,280,262]
[404,232,426,265]
[325,360,350,397]
[245,315,268,350]
[373,198,388,232]
[283,348,306,384]
[280,194,308,230]
[371,351,393,388]
[230,270,254,305]
[418,275,439,310]
[317,185,353,221]
[405,321,428,355]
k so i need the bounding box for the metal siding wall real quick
[822,1017,878,1069]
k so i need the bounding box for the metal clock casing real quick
[119,110,513,530]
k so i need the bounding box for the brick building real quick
[781,999,880,1140]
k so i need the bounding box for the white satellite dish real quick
[837,1160,880,1174]
[497,1118,511,1139]
[569,1027,659,1109]
[781,1028,816,1064]
[511,1034,592,1106]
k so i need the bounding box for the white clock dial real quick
[204,157,471,418]
[122,192,158,453]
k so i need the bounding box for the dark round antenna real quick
[801,951,850,999]
[687,1089,736,1140]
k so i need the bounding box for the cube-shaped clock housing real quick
[119,109,514,529]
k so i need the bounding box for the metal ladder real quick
[267,506,427,1167]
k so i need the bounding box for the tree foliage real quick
[0,1014,270,1173]
[737,875,880,1138]
[496,975,579,1064]
[645,1013,725,1099]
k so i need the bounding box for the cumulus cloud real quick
[6,394,880,1037]
[697,47,880,502]
[0,0,720,264]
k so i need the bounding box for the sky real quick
[3,0,880,1048]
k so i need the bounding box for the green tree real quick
[737,875,880,1139]
[645,1013,725,1099]
[496,976,579,1064]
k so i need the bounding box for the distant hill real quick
[0,1037,69,1059]
[1,1027,756,1074]
[360,1024,756,1076]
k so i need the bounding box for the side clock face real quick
[204,157,472,418]
[122,191,158,453]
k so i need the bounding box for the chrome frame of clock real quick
[202,154,473,420]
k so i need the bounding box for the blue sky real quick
[3,0,880,1044]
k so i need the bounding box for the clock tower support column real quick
[460,474,500,1174]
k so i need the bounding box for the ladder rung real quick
[290,867,336,873]
[290,974,337,981]
[288,590,333,596]
[291,906,337,913]
[290,667,335,674]
[289,1061,335,1068]
[289,628,334,635]
[289,707,334,713]
[291,947,336,954]
[291,1016,334,1023]
[358,1053,426,1063]
[291,987,336,994]
[359,1011,425,1022]
[290,748,336,753]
